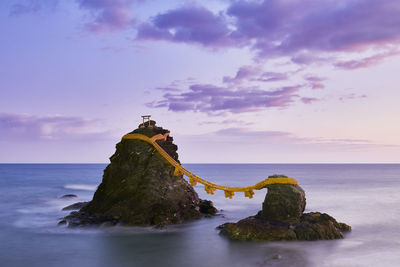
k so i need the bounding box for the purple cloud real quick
[310,83,325,90]
[339,94,367,102]
[137,1,400,67]
[136,5,234,47]
[0,113,109,141]
[334,50,400,70]
[13,1,400,68]
[301,97,319,104]
[228,0,400,56]
[147,84,302,114]
[304,76,327,83]
[303,76,327,90]
[77,0,137,32]
[223,66,289,85]
[11,0,138,32]
[207,127,395,148]
[222,66,261,84]
[200,119,253,126]
[10,0,58,15]
[215,128,293,139]
[257,72,289,82]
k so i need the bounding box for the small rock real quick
[62,202,89,211]
[60,194,77,199]
[199,200,218,215]
[272,254,281,260]
[58,220,67,226]
[154,224,166,230]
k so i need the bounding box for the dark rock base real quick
[60,199,217,228]
[218,212,351,241]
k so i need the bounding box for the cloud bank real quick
[148,84,305,114]
[138,0,400,62]
[0,113,109,141]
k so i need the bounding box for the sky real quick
[0,0,399,163]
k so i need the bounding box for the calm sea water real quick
[1,164,400,267]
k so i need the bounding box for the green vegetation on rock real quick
[61,122,216,227]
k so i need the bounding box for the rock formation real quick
[61,121,216,227]
[218,175,351,241]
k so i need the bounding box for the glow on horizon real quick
[0,0,399,163]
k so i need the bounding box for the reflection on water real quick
[0,164,400,267]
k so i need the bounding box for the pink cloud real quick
[301,97,319,104]
[334,50,400,70]
[311,83,325,90]
[222,66,261,84]
[77,0,138,33]
[339,94,368,102]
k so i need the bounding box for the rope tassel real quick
[189,176,197,186]
[244,190,254,198]
[173,167,183,176]
[205,185,216,195]
[224,190,235,199]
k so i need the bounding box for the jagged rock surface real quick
[219,175,351,241]
[61,121,216,227]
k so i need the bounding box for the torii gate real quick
[141,115,151,128]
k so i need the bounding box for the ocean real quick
[1,164,400,267]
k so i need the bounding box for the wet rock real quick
[62,202,89,211]
[219,175,351,241]
[60,194,77,199]
[294,212,350,240]
[58,219,67,226]
[62,211,120,227]
[199,200,218,215]
[61,121,215,227]
[259,175,305,222]
[219,217,297,241]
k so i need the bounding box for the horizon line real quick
[1,162,400,165]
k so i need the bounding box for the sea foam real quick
[63,184,97,191]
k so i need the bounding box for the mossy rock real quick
[219,217,297,241]
[260,183,306,222]
[219,212,351,241]
[62,122,216,227]
[219,174,350,241]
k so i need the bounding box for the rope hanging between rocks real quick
[122,133,298,199]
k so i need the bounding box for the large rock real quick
[219,175,350,241]
[61,121,216,227]
[259,175,306,222]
